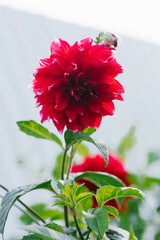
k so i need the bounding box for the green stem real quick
[85,228,91,240]
[66,145,75,180]
[73,210,84,240]
[0,184,46,224]
[61,148,68,180]
[64,206,69,227]
[61,148,69,227]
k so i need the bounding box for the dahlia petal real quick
[108,79,125,94]
[66,119,84,132]
[55,94,69,111]
[55,86,67,105]
[100,102,115,116]
[93,116,102,129]
[71,37,93,53]
[39,58,50,66]
[114,94,124,101]
[50,38,70,55]
[79,107,97,128]
[89,102,101,113]
[65,104,77,122]
[104,56,123,77]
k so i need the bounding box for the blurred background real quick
[0,0,160,239]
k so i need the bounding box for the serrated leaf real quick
[70,172,124,188]
[17,120,63,148]
[96,186,144,207]
[75,192,94,207]
[0,179,56,236]
[83,207,109,238]
[117,126,136,159]
[23,225,76,240]
[75,185,93,213]
[53,201,71,207]
[103,206,120,219]
[64,130,109,166]
[62,184,78,203]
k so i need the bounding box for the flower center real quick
[65,71,98,102]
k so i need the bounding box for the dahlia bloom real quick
[71,153,130,211]
[32,38,124,133]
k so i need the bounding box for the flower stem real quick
[73,210,84,240]
[61,148,69,227]
[85,228,91,240]
[61,148,68,180]
[66,145,75,180]
[0,184,46,224]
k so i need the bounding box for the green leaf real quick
[23,225,76,240]
[23,222,64,239]
[83,207,109,238]
[52,152,70,180]
[105,225,137,240]
[17,120,63,148]
[96,185,144,207]
[103,206,119,219]
[23,234,43,240]
[70,172,124,188]
[64,130,109,166]
[128,173,160,189]
[53,201,71,207]
[117,126,136,159]
[76,143,90,156]
[0,179,56,236]
[20,203,63,225]
[129,226,137,240]
[57,179,72,191]
[62,184,79,203]
[45,222,64,233]
[75,185,93,213]
[147,151,160,165]
[75,192,94,207]
[142,176,160,188]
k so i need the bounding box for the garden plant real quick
[0,32,145,240]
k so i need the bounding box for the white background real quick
[0,0,160,45]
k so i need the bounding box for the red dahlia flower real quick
[32,38,124,133]
[71,153,130,211]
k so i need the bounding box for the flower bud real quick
[96,32,120,47]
